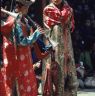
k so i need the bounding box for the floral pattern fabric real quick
[0,16,41,96]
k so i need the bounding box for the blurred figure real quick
[43,0,78,96]
[0,0,42,96]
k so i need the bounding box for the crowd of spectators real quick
[1,0,95,88]
[67,0,95,61]
[67,0,95,88]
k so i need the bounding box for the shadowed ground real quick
[38,83,95,96]
[77,88,95,96]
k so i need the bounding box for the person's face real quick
[84,4,89,11]
[20,6,29,15]
[15,3,29,15]
[85,20,91,27]
[51,0,62,5]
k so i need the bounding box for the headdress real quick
[16,0,35,6]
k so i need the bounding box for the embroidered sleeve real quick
[15,23,42,46]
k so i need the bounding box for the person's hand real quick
[46,63,51,69]
[33,61,41,70]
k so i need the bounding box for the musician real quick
[0,0,43,96]
[43,0,78,96]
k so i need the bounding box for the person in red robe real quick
[0,0,42,96]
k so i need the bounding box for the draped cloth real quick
[42,2,78,96]
[0,16,42,96]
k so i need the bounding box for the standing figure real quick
[0,0,42,96]
[43,0,78,96]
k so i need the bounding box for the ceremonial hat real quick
[16,0,35,6]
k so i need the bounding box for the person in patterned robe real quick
[42,0,78,96]
[0,0,42,96]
